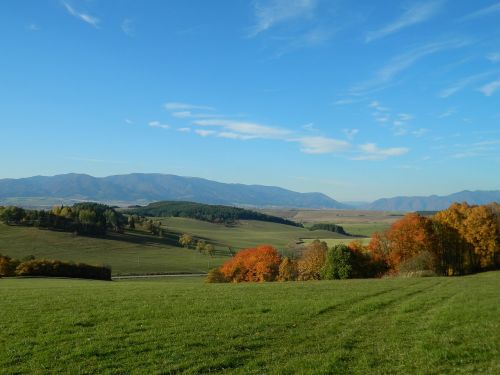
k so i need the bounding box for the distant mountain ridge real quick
[364,190,500,211]
[0,173,349,209]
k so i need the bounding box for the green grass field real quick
[1,272,498,374]
[0,219,351,275]
[302,237,371,247]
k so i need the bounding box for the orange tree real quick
[219,245,281,282]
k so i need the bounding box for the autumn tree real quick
[297,240,327,280]
[278,256,298,281]
[219,245,281,282]
[179,234,193,248]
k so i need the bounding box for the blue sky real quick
[1,0,499,201]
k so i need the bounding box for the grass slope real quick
[0,219,349,275]
[1,272,499,374]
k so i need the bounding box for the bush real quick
[219,245,281,282]
[398,251,437,275]
[15,259,111,280]
[278,256,298,281]
[297,240,327,280]
[0,254,20,277]
[321,244,352,280]
[206,268,227,283]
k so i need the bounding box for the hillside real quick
[365,190,500,211]
[0,173,349,209]
[128,201,302,226]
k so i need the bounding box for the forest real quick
[128,201,302,226]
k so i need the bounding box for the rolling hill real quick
[0,173,350,209]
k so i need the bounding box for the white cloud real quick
[177,127,191,132]
[459,2,500,21]
[164,102,215,111]
[195,129,215,137]
[369,101,389,112]
[193,119,291,139]
[148,121,170,129]
[121,19,135,37]
[366,1,445,43]
[124,118,133,124]
[353,143,409,160]
[478,80,500,96]
[62,2,99,28]
[249,0,316,36]
[487,53,500,63]
[291,136,350,154]
[28,24,39,31]
[217,132,255,140]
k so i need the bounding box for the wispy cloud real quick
[291,136,350,154]
[62,2,99,28]
[273,27,334,57]
[121,19,135,37]
[439,71,496,98]
[195,129,215,137]
[487,53,500,63]
[177,127,191,132]
[124,118,133,124]
[459,2,500,21]
[353,143,409,160]
[351,39,467,95]
[164,102,215,111]
[366,0,445,43]
[478,80,500,96]
[193,119,291,139]
[148,121,170,129]
[342,128,359,140]
[249,0,316,36]
[437,108,456,118]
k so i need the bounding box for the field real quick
[302,237,371,247]
[0,219,353,275]
[1,272,499,374]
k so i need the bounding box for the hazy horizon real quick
[1,0,499,201]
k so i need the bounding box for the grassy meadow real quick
[1,272,499,374]
[0,217,357,276]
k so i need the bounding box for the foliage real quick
[219,245,281,282]
[0,203,126,236]
[297,240,327,280]
[321,244,352,280]
[278,256,298,281]
[0,254,20,276]
[15,259,111,280]
[309,223,348,235]
[367,203,500,276]
[206,268,227,283]
[179,233,194,248]
[129,201,302,227]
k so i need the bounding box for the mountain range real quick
[0,173,498,211]
[0,173,348,209]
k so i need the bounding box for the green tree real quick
[179,234,193,248]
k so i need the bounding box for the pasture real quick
[0,218,352,275]
[1,272,498,374]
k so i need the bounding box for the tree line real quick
[0,203,126,235]
[207,202,499,282]
[0,254,111,280]
[128,201,303,227]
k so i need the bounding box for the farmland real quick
[0,215,363,275]
[1,272,499,374]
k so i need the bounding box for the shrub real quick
[206,268,227,283]
[219,245,281,282]
[278,256,298,281]
[15,259,111,280]
[321,244,352,280]
[297,240,327,280]
[0,254,20,276]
